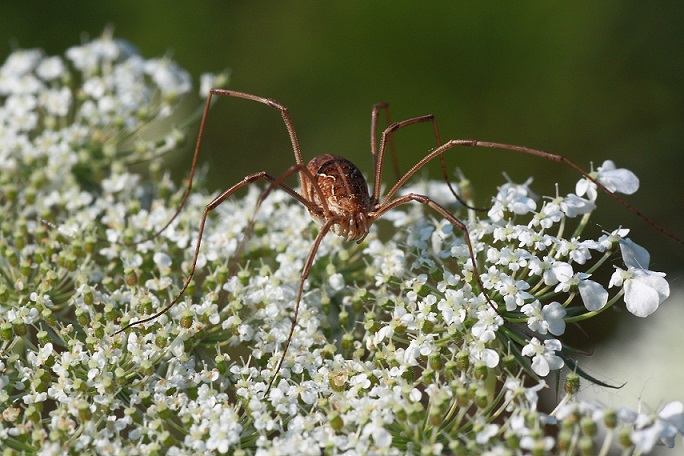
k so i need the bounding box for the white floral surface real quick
[0,31,681,455]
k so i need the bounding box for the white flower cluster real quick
[0,33,681,454]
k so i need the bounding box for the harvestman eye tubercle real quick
[114,89,682,395]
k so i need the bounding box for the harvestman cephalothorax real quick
[115,89,682,394]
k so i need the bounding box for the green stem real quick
[564,289,624,323]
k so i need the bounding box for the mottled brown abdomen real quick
[302,154,375,241]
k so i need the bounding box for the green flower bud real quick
[456,350,469,372]
[618,426,632,448]
[180,312,193,329]
[37,330,50,345]
[505,431,520,450]
[473,361,488,380]
[338,311,349,328]
[42,309,57,327]
[603,409,617,429]
[363,311,379,333]
[475,387,489,409]
[578,436,594,456]
[580,416,597,437]
[77,400,91,421]
[124,269,138,287]
[0,323,14,341]
[329,371,347,392]
[445,360,458,379]
[428,352,442,370]
[557,428,572,451]
[501,353,516,372]
[104,304,116,322]
[83,287,94,306]
[12,320,27,337]
[564,372,580,395]
[328,411,343,431]
[341,333,354,351]
[422,367,436,385]
[139,297,153,315]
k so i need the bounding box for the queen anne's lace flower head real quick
[0,31,679,454]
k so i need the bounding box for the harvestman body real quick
[116,89,682,395]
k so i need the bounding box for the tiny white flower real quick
[469,340,500,368]
[350,373,371,390]
[437,288,467,328]
[531,197,563,230]
[8,305,40,325]
[409,388,422,402]
[488,179,537,221]
[27,343,54,367]
[471,307,503,342]
[541,260,573,287]
[610,267,669,317]
[153,252,173,275]
[505,379,546,411]
[36,55,66,80]
[143,58,192,97]
[554,270,589,294]
[1,49,42,77]
[631,401,684,452]
[475,423,499,444]
[575,160,640,201]
[557,238,597,264]
[520,435,555,452]
[498,276,534,311]
[328,273,345,291]
[199,71,229,98]
[361,421,392,448]
[559,193,595,217]
[653,401,684,449]
[521,338,564,377]
[522,301,566,336]
[596,227,630,251]
[609,239,670,317]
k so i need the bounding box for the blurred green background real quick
[2,1,682,273]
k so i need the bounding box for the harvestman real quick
[116,89,682,393]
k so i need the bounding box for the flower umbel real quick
[0,32,680,454]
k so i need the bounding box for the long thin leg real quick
[210,89,307,185]
[380,139,683,245]
[115,171,310,335]
[371,193,499,311]
[128,89,306,245]
[265,217,337,396]
[371,113,482,211]
[229,163,332,277]
[371,103,399,180]
[125,90,214,245]
[372,115,436,201]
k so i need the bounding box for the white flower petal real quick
[475,347,500,368]
[578,280,609,312]
[631,423,662,453]
[531,354,550,377]
[609,268,625,288]
[633,269,670,302]
[542,302,567,336]
[660,401,684,424]
[624,278,661,317]
[550,262,574,285]
[560,194,595,217]
[598,166,640,194]
[575,178,594,199]
[619,238,651,269]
